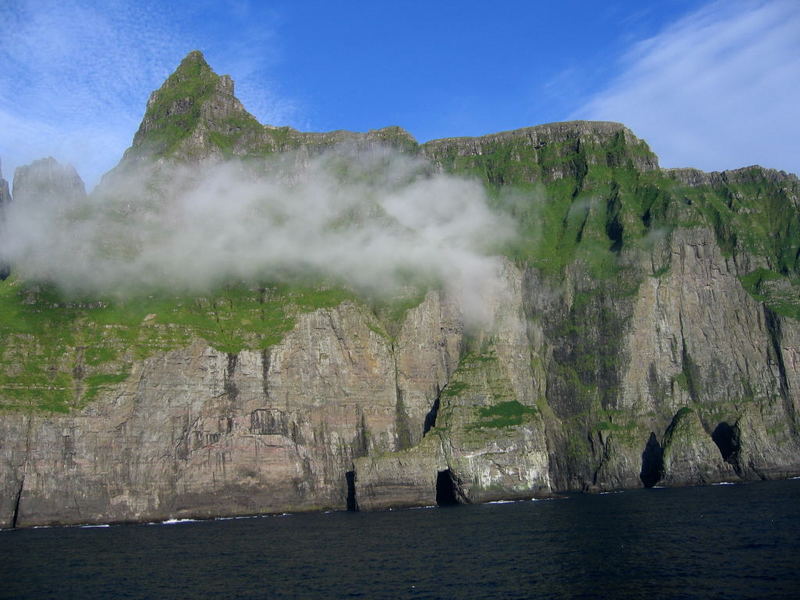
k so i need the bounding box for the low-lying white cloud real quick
[573,0,800,175]
[0,149,515,324]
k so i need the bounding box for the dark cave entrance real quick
[345,471,358,512]
[436,469,460,506]
[639,432,664,488]
[712,422,740,464]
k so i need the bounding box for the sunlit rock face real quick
[2,51,800,527]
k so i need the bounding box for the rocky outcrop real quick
[664,165,799,188]
[118,50,417,172]
[11,157,86,205]
[421,120,659,186]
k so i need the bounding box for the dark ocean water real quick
[2,479,800,600]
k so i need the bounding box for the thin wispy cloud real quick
[574,0,800,175]
[0,0,294,188]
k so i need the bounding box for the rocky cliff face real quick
[118,51,416,173]
[1,51,799,527]
[11,157,86,205]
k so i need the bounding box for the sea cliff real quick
[1,51,798,527]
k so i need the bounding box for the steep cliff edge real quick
[1,51,799,527]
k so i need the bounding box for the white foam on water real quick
[161,518,199,525]
[712,482,736,486]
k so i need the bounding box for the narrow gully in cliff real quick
[763,307,795,427]
[11,477,24,528]
[390,343,413,449]
[345,471,358,511]
[422,388,441,435]
[225,352,239,403]
[260,348,271,399]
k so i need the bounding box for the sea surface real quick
[2,479,800,599]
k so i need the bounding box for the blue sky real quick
[0,0,798,188]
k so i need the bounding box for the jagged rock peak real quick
[127,50,261,161]
[158,50,235,98]
[172,50,212,79]
[12,157,86,204]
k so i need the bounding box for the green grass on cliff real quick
[437,131,674,280]
[134,52,267,159]
[136,52,221,156]
[739,268,800,319]
[680,169,800,273]
[0,277,355,413]
[471,400,537,429]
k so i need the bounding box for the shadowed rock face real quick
[2,51,800,527]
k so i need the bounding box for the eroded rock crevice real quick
[712,421,741,472]
[422,389,441,436]
[345,470,358,511]
[224,352,239,402]
[11,477,24,529]
[640,432,664,488]
[260,348,271,399]
[394,392,413,451]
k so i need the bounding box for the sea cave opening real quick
[436,469,460,506]
[711,422,739,463]
[639,432,664,488]
[345,471,358,512]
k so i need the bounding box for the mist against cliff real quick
[0,148,515,320]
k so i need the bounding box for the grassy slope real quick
[0,278,353,412]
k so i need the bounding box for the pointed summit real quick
[124,50,265,162]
